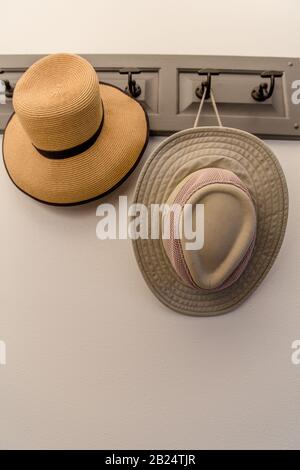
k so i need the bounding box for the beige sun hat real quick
[132,90,288,316]
[3,53,149,205]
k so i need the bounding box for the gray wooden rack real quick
[1,54,300,139]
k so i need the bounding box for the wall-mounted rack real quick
[0,54,300,139]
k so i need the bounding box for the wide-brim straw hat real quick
[3,53,149,205]
[132,92,288,316]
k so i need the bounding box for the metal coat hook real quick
[119,68,142,98]
[0,68,26,99]
[195,69,220,100]
[251,71,283,102]
[0,79,14,98]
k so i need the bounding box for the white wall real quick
[0,0,300,450]
[1,0,300,57]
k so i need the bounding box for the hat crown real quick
[163,168,257,291]
[13,53,102,152]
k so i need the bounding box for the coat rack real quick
[0,54,299,139]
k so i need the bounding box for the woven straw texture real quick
[3,54,148,205]
[13,54,102,151]
[132,127,289,316]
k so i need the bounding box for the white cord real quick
[193,87,223,128]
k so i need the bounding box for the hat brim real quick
[3,82,149,206]
[132,127,288,316]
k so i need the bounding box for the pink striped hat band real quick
[162,168,257,291]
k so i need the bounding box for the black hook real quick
[195,69,220,100]
[119,68,142,98]
[251,71,283,102]
[0,79,14,98]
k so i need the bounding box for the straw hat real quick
[3,53,149,205]
[132,92,288,316]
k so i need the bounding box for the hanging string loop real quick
[194,87,223,128]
